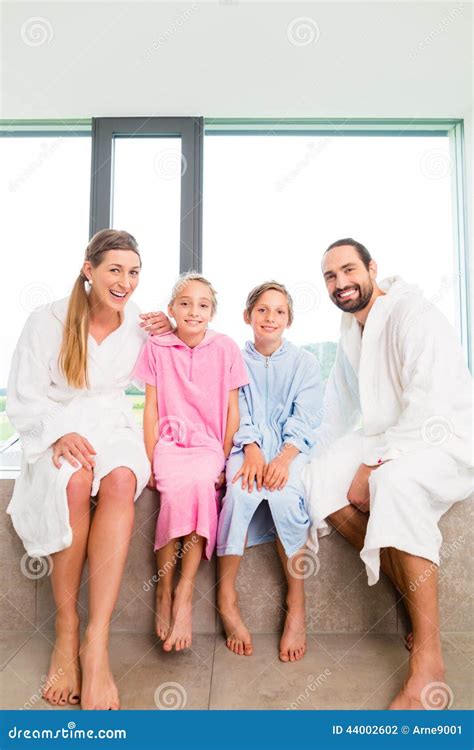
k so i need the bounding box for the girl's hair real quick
[245,281,294,324]
[169,272,218,316]
[59,229,141,389]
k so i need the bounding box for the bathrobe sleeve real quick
[132,339,158,387]
[228,340,249,391]
[312,344,361,453]
[282,353,323,455]
[232,386,263,451]
[362,304,473,466]
[6,308,79,464]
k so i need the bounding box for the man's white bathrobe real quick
[303,277,473,585]
[6,296,151,557]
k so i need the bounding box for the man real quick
[303,238,473,709]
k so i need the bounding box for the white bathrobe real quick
[304,276,473,584]
[6,296,151,557]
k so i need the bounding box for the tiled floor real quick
[1,630,472,710]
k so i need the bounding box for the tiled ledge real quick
[1,480,472,635]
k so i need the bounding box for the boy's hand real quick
[215,471,226,490]
[232,443,265,492]
[263,454,290,491]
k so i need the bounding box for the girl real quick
[133,273,248,652]
[6,229,170,710]
[217,281,322,662]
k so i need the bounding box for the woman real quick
[6,229,170,710]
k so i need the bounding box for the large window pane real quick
[203,134,457,380]
[0,134,91,462]
[112,136,182,312]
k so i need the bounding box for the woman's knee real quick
[67,468,93,504]
[100,467,137,498]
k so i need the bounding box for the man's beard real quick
[331,280,374,313]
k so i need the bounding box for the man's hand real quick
[263,453,291,491]
[347,463,377,512]
[232,443,265,492]
[139,311,173,336]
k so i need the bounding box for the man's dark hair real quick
[324,238,372,270]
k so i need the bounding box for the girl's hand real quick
[215,471,225,490]
[52,433,96,470]
[139,311,173,336]
[147,472,156,490]
[263,455,290,491]
[232,443,265,493]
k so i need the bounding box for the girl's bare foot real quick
[80,627,120,710]
[43,615,81,706]
[279,597,306,662]
[155,584,173,641]
[163,581,193,652]
[218,592,253,656]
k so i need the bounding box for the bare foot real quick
[42,616,81,706]
[389,653,446,710]
[162,581,193,652]
[218,592,253,656]
[155,584,173,641]
[80,627,120,710]
[279,597,306,662]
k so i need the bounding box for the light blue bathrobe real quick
[217,339,322,557]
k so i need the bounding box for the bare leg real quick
[275,539,306,662]
[388,551,445,710]
[80,468,136,710]
[155,540,178,640]
[217,554,253,656]
[163,533,204,652]
[43,469,92,706]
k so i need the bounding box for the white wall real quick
[2,1,472,252]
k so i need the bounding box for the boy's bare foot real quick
[80,627,120,710]
[163,581,193,652]
[279,597,306,662]
[389,651,446,710]
[218,592,253,656]
[155,584,173,641]
[42,615,81,706]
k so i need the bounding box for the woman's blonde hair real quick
[245,281,294,324]
[169,272,218,316]
[59,229,141,389]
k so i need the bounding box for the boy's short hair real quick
[245,281,294,325]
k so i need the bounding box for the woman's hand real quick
[139,311,173,336]
[347,463,374,512]
[52,433,96,470]
[147,472,156,490]
[263,454,290,491]
[232,443,266,493]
